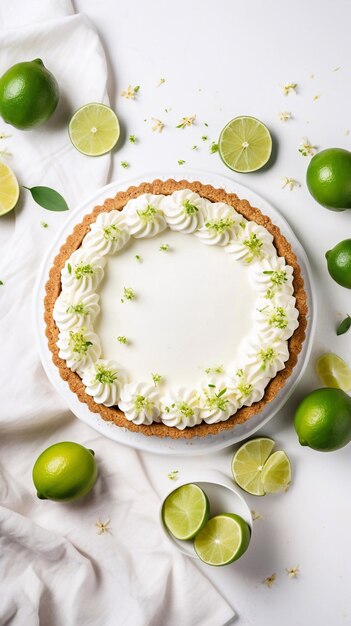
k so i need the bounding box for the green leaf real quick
[336,315,351,336]
[23,186,69,212]
[263,270,273,275]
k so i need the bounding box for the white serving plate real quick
[33,169,316,456]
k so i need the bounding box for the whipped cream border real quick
[55,189,299,430]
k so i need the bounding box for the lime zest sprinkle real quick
[159,243,170,252]
[177,402,194,419]
[201,135,208,141]
[237,382,253,397]
[134,394,153,412]
[135,254,142,262]
[152,373,162,386]
[205,365,224,374]
[263,573,277,588]
[41,221,49,228]
[121,161,129,169]
[117,336,128,344]
[251,510,263,521]
[69,330,93,354]
[129,134,137,143]
[283,82,298,96]
[265,288,275,300]
[210,141,218,154]
[137,205,157,223]
[74,263,94,280]
[95,365,117,384]
[236,368,244,378]
[95,517,111,535]
[182,199,199,215]
[286,566,299,579]
[313,94,321,101]
[243,232,263,261]
[269,307,288,329]
[281,177,301,191]
[279,111,292,122]
[168,469,179,480]
[192,145,198,150]
[0,280,4,285]
[103,224,121,241]
[152,118,165,132]
[66,303,85,315]
[263,269,288,285]
[298,138,317,157]
[205,217,235,234]
[67,263,72,274]
[157,77,166,87]
[204,387,228,411]
[178,159,185,165]
[259,347,276,370]
[121,85,139,99]
[121,287,136,303]
[176,115,196,129]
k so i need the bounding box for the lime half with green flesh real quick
[0,163,20,216]
[162,483,209,540]
[231,437,275,496]
[261,450,291,493]
[194,513,251,566]
[316,353,351,392]
[219,116,272,173]
[69,103,120,156]
[32,441,98,501]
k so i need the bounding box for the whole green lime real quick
[325,239,351,289]
[294,388,351,452]
[0,59,59,130]
[306,148,351,211]
[32,442,98,501]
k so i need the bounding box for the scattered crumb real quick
[192,145,198,150]
[168,470,179,480]
[151,118,165,133]
[286,565,299,579]
[313,94,321,101]
[159,244,170,252]
[281,177,301,191]
[310,74,315,79]
[40,221,49,228]
[95,518,111,535]
[176,115,196,129]
[178,159,185,165]
[135,254,142,262]
[121,161,129,169]
[345,129,350,136]
[0,149,12,159]
[283,82,298,96]
[251,510,263,521]
[279,111,292,122]
[333,66,341,72]
[298,138,317,157]
[121,85,140,100]
[263,573,276,588]
[0,132,11,139]
[157,78,166,87]
[129,134,137,144]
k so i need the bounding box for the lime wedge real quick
[162,483,209,540]
[0,162,19,216]
[261,450,291,493]
[218,116,272,173]
[69,103,120,156]
[194,513,251,566]
[231,437,275,496]
[316,353,351,392]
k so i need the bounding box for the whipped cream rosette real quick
[82,209,130,255]
[161,189,205,233]
[123,193,166,238]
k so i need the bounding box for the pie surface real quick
[44,179,308,439]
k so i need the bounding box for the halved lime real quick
[261,450,291,493]
[69,103,120,156]
[231,437,275,496]
[194,513,251,566]
[0,162,19,216]
[316,353,351,392]
[218,116,272,173]
[162,483,209,540]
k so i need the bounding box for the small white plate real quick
[33,169,316,456]
[159,470,253,561]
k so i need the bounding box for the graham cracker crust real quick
[44,179,308,439]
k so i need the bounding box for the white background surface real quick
[3,0,351,624]
[71,2,351,624]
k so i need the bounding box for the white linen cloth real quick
[0,2,235,625]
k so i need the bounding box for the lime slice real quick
[218,116,272,173]
[261,450,291,494]
[0,162,20,216]
[194,513,251,566]
[162,483,209,540]
[231,437,275,496]
[316,353,351,392]
[69,103,120,156]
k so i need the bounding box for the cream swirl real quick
[249,255,294,299]
[253,293,299,341]
[82,210,130,255]
[57,327,101,376]
[53,291,100,331]
[61,249,105,292]
[195,201,242,245]
[123,193,166,238]
[119,382,161,425]
[160,388,201,429]
[229,367,270,407]
[237,336,289,379]
[82,359,128,407]
[225,221,275,263]
[199,377,239,423]
[161,189,205,233]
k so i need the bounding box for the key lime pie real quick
[45,179,307,438]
